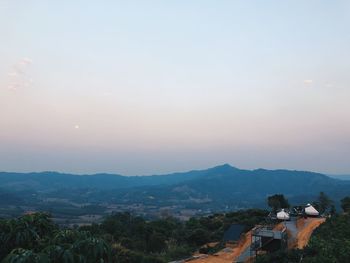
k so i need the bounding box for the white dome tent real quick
[304,204,319,216]
[276,209,290,220]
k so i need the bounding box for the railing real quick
[252,226,287,238]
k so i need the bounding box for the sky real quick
[0,0,350,175]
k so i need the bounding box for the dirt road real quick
[189,231,252,263]
[296,218,325,249]
[188,217,325,263]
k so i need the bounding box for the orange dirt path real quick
[296,218,325,249]
[188,217,325,263]
[189,231,252,263]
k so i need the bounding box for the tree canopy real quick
[315,192,333,214]
[341,196,350,213]
[0,210,267,263]
[267,194,290,212]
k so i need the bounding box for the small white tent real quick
[305,204,319,216]
[277,209,290,220]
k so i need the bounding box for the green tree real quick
[267,194,290,212]
[0,213,56,260]
[317,192,333,214]
[147,232,166,252]
[72,237,111,263]
[2,248,49,263]
[341,196,350,213]
[111,244,143,263]
[187,228,210,246]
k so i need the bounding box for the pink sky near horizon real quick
[0,1,349,175]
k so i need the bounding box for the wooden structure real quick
[250,225,288,257]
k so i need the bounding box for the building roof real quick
[277,209,290,220]
[223,224,246,241]
[305,204,319,216]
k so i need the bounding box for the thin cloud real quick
[19,57,33,65]
[6,57,34,91]
[7,83,20,91]
[7,72,18,77]
[324,82,334,88]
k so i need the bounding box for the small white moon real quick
[74,125,80,129]
[303,79,313,85]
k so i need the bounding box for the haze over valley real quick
[1,164,349,225]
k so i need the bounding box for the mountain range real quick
[1,164,350,219]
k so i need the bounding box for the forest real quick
[0,210,267,263]
[1,194,350,263]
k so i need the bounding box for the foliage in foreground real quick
[0,209,267,263]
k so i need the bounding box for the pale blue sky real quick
[0,1,349,175]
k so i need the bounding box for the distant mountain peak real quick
[209,163,239,172]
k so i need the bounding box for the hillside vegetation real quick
[0,210,267,263]
[1,198,350,263]
[1,165,350,221]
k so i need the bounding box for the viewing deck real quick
[250,225,288,255]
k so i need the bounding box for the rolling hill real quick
[1,164,350,218]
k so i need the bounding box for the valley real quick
[1,164,349,225]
